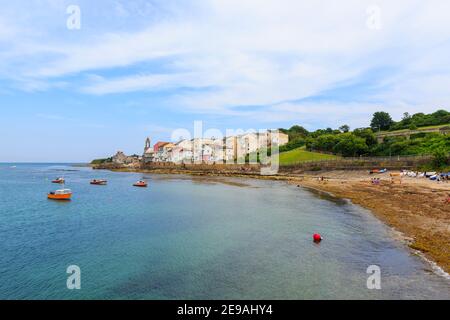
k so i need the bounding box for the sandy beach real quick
[288,170,450,275]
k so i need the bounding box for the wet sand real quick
[149,174,256,188]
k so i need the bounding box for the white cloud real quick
[1,0,450,124]
[82,72,205,95]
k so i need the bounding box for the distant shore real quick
[95,164,450,275]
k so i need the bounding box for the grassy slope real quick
[378,123,450,134]
[279,147,339,165]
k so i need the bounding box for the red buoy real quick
[313,234,323,243]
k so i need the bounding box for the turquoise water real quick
[0,163,449,299]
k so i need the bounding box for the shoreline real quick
[102,166,450,275]
[291,173,450,275]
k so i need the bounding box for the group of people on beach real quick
[371,178,381,185]
[435,174,450,182]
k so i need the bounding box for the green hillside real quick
[279,147,339,165]
[377,123,450,135]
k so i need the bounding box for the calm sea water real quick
[0,163,448,300]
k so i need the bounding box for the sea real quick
[0,163,448,299]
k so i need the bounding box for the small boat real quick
[90,179,107,185]
[133,180,148,187]
[48,189,72,200]
[370,168,387,174]
[52,177,65,184]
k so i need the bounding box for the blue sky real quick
[1,0,450,162]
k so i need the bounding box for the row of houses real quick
[143,130,289,164]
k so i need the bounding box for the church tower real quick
[144,137,151,154]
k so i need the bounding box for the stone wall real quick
[141,162,262,174]
[93,154,443,174]
[279,155,435,172]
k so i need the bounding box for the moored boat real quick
[52,177,65,184]
[90,179,107,185]
[48,189,72,200]
[133,180,148,187]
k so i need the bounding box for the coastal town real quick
[92,113,449,277]
[109,130,289,166]
[3,0,450,304]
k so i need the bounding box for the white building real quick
[171,140,194,163]
[142,130,289,164]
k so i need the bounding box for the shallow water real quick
[0,163,449,299]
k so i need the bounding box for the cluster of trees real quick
[370,133,450,156]
[280,126,376,157]
[370,109,450,132]
[279,109,450,157]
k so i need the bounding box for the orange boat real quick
[133,180,148,187]
[90,179,107,185]
[48,189,72,200]
[52,177,65,184]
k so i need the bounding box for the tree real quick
[339,125,350,133]
[288,125,309,136]
[286,125,309,140]
[279,137,306,153]
[311,134,337,152]
[370,112,394,131]
[401,112,412,125]
[432,148,449,169]
[402,112,411,121]
[333,134,369,157]
[353,128,377,146]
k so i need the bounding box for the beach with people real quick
[289,170,450,275]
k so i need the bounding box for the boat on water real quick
[48,189,72,200]
[52,177,65,184]
[133,180,148,187]
[90,179,107,185]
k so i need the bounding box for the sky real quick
[0,0,450,162]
